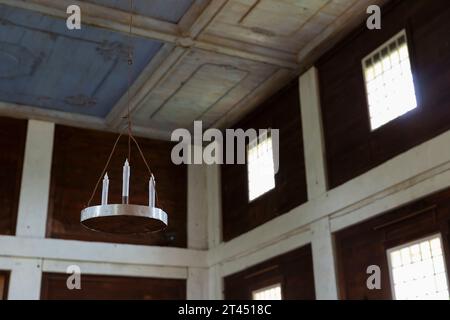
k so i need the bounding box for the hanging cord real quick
[86,0,161,209]
[86,131,124,207]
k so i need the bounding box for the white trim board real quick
[42,259,188,279]
[0,236,207,268]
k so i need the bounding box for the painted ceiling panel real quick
[132,49,278,132]
[82,0,194,23]
[202,0,355,53]
[0,4,163,118]
[152,64,248,128]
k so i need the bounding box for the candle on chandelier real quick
[122,159,130,204]
[149,175,156,208]
[101,172,109,205]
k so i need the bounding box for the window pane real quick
[247,132,276,201]
[252,284,282,300]
[362,30,417,130]
[388,235,450,300]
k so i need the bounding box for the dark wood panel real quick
[0,271,9,300]
[224,245,315,300]
[221,80,307,241]
[335,187,450,299]
[40,273,186,300]
[47,125,187,247]
[0,116,27,236]
[317,0,450,188]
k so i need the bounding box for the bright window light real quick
[247,130,275,202]
[362,30,417,130]
[387,234,450,300]
[252,284,282,300]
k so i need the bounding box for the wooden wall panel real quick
[47,125,187,247]
[224,245,315,300]
[41,273,186,300]
[0,271,9,300]
[335,187,450,300]
[0,116,27,236]
[221,80,307,241]
[317,0,450,188]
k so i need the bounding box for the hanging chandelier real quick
[80,0,168,234]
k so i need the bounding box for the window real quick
[362,30,417,130]
[387,234,449,300]
[252,284,282,300]
[247,130,275,201]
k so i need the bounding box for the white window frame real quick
[252,283,283,300]
[246,129,276,202]
[362,29,418,131]
[386,233,450,300]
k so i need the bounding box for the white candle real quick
[122,159,130,204]
[149,175,156,207]
[101,172,109,205]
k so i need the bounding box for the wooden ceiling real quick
[0,0,386,139]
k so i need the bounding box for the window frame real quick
[361,29,418,131]
[386,233,450,300]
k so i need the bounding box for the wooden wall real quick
[0,116,27,236]
[221,80,307,241]
[47,125,187,247]
[224,245,315,300]
[40,273,186,300]
[0,271,9,300]
[335,187,450,299]
[317,0,450,188]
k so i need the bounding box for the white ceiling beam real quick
[0,101,173,141]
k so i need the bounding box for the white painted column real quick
[311,217,338,300]
[16,120,55,238]
[299,68,328,199]
[187,148,208,250]
[7,258,43,300]
[208,265,223,300]
[206,157,222,249]
[187,267,209,300]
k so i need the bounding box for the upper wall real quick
[335,186,450,300]
[224,244,315,300]
[47,125,187,247]
[0,116,27,236]
[317,0,450,188]
[221,80,307,242]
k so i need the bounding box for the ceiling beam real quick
[0,102,173,141]
[0,0,298,69]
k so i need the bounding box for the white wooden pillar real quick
[187,145,208,250]
[206,152,222,249]
[9,120,54,300]
[187,267,209,300]
[311,217,338,300]
[16,120,55,238]
[300,68,338,299]
[7,259,43,300]
[299,67,328,199]
[208,265,223,300]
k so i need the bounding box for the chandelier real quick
[80,0,168,234]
